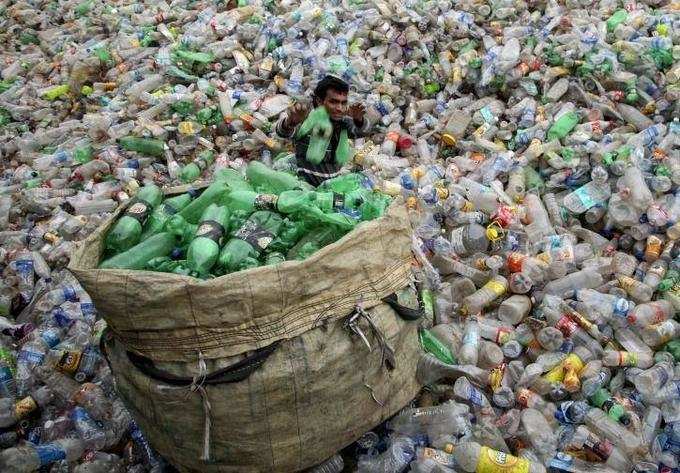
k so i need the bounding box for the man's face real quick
[322,89,348,121]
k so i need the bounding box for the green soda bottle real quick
[546,111,579,141]
[318,173,367,193]
[663,339,680,362]
[218,211,284,273]
[268,219,309,253]
[73,143,93,164]
[287,226,342,260]
[590,388,631,425]
[359,192,392,221]
[228,210,250,234]
[419,328,456,365]
[105,185,163,253]
[146,257,191,276]
[187,204,230,277]
[179,180,231,224]
[524,166,545,193]
[165,215,198,247]
[99,232,176,270]
[180,150,215,183]
[118,136,165,158]
[220,190,279,213]
[606,9,628,33]
[214,168,253,191]
[276,190,336,214]
[140,193,193,241]
[246,161,312,194]
[294,206,357,232]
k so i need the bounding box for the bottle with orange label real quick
[602,350,654,369]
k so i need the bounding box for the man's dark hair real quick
[313,75,349,101]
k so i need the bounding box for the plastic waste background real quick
[0,0,679,471]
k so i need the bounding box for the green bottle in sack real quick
[218,211,284,273]
[187,204,230,277]
[179,180,230,224]
[146,257,191,276]
[359,192,392,221]
[287,226,343,260]
[99,232,176,270]
[246,161,312,194]
[165,215,198,247]
[268,219,309,253]
[318,173,367,194]
[214,168,253,191]
[140,193,193,241]
[220,190,279,214]
[105,185,163,253]
[180,150,215,183]
[276,190,336,215]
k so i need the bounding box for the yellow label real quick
[14,396,38,419]
[485,279,507,297]
[563,353,585,373]
[617,275,636,293]
[477,446,530,473]
[618,351,639,366]
[544,364,565,383]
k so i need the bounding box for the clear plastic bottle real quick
[462,275,508,315]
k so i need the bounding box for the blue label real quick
[71,407,89,422]
[41,329,60,348]
[574,186,597,210]
[549,452,574,472]
[15,260,34,276]
[468,386,484,406]
[612,298,630,318]
[18,350,44,364]
[36,444,66,466]
[62,286,77,302]
[52,308,73,328]
[80,302,96,320]
[480,106,494,124]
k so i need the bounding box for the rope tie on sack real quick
[344,303,396,372]
[156,351,212,462]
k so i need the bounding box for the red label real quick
[555,315,578,337]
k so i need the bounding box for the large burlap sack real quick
[69,196,422,472]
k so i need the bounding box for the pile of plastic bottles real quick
[1,0,679,471]
[100,165,391,278]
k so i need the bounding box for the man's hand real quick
[348,103,366,126]
[285,101,309,128]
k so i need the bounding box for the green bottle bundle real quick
[100,170,392,276]
[105,185,163,254]
[187,204,230,277]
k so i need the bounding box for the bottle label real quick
[195,220,226,244]
[485,279,507,297]
[555,315,578,337]
[18,349,44,365]
[612,298,630,318]
[515,388,534,408]
[654,320,676,345]
[235,220,274,254]
[476,446,530,473]
[14,396,38,419]
[62,286,77,302]
[450,226,468,255]
[548,452,574,472]
[332,192,345,210]
[494,327,512,345]
[254,194,278,211]
[467,385,485,406]
[161,202,179,215]
[56,350,82,374]
[124,199,151,224]
[420,447,456,467]
[36,443,67,466]
[618,351,638,366]
[574,185,597,210]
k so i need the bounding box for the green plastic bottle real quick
[293,206,357,232]
[220,190,279,213]
[663,339,680,362]
[276,190,336,214]
[214,168,253,191]
[546,111,579,141]
[179,181,231,224]
[318,172,367,193]
[268,219,309,253]
[180,150,215,183]
[73,143,93,164]
[606,9,629,33]
[105,185,163,254]
[118,136,165,158]
[41,84,70,101]
[246,161,312,194]
[140,193,193,241]
[419,328,457,365]
[590,388,631,425]
[218,211,284,273]
[287,226,342,260]
[187,204,230,277]
[524,166,545,193]
[359,192,391,221]
[99,233,176,270]
[165,215,198,247]
[146,257,191,276]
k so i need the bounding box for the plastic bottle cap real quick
[397,135,413,150]
[441,133,457,146]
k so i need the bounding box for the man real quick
[276,75,370,187]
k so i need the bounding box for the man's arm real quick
[276,102,309,139]
[347,103,371,138]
